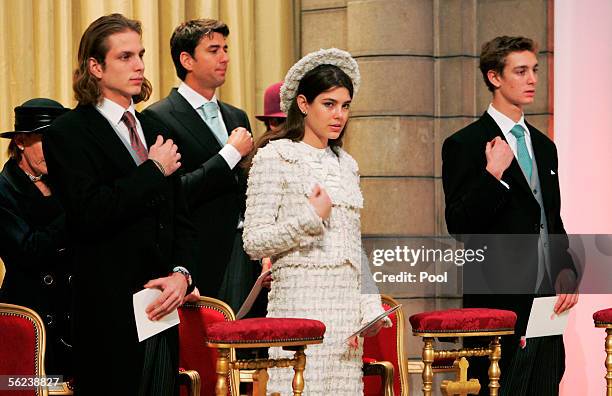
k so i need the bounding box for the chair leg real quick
[606,329,612,396]
[422,337,434,396]
[215,347,230,396]
[488,336,501,396]
[253,368,269,396]
[291,346,306,396]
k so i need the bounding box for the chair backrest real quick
[363,294,409,396]
[178,296,239,396]
[0,303,48,396]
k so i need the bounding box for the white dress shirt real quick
[487,104,536,189]
[96,98,148,164]
[177,82,242,169]
[487,103,533,159]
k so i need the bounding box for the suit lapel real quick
[136,110,160,148]
[167,89,222,156]
[218,101,239,134]
[480,112,533,197]
[77,105,136,172]
[528,123,554,213]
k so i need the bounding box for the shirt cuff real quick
[219,144,242,169]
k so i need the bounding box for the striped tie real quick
[121,111,148,164]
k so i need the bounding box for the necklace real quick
[25,171,44,182]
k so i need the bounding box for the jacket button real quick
[43,274,54,285]
[159,223,165,230]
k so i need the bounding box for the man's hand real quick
[554,293,578,315]
[554,268,579,314]
[148,135,182,176]
[308,184,332,220]
[144,272,188,321]
[485,136,514,180]
[227,127,253,157]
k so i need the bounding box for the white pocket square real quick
[550,170,556,175]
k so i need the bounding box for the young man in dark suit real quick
[43,14,198,395]
[143,19,256,312]
[442,36,578,395]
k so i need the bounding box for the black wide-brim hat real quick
[0,98,69,139]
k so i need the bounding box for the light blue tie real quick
[510,124,532,181]
[200,101,227,145]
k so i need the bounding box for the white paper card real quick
[133,288,180,342]
[346,304,401,342]
[236,270,271,319]
[525,296,570,338]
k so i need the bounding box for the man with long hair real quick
[43,14,198,395]
[144,19,255,313]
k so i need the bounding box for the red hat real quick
[256,81,286,121]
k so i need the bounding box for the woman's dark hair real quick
[245,64,354,168]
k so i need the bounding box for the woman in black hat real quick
[0,98,73,377]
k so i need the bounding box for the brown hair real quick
[73,13,152,105]
[170,19,230,81]
[245,64,353,169]
[479,36,538,92]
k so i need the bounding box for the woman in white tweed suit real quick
[243,48,389,395]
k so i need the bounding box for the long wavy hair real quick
[245,64,354,169]
[73,13,152,105]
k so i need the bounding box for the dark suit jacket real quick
[143,88,252,297]
[0,158,73,375]
[43,104,198,395]
[442,112,576,337]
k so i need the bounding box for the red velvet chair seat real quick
[206,318,325,344]
[410,308,516,334]
[593,308,612,325]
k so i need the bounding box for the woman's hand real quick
[308,184,332,220]
[261,258,273,289]
[348,335,359,350]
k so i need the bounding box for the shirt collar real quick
[96,98,136,126]
[487,103,529,137]
[177,82,218,110]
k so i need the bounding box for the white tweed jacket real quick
[243,139,364,270]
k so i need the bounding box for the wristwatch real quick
[172,266,195,294]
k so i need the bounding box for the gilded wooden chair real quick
[178,296,240,396]
[410,308,516,396]
[363,294,409,396]
[206,317,325,396]
[593,308,612,396]
[0,303,48,396]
